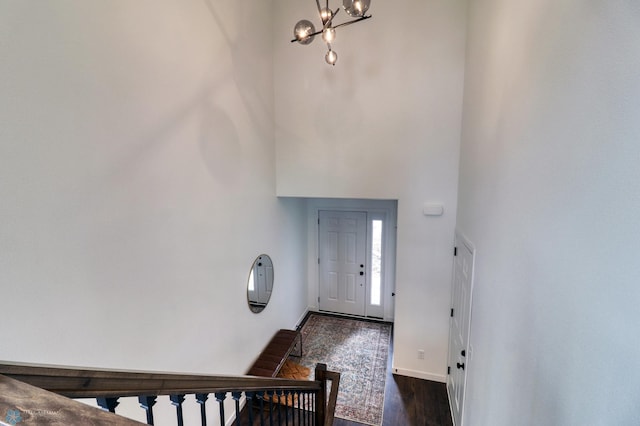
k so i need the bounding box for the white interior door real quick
[318,210,367,316]
[247,255,273,305]
[447,234,475,426]
[255,258,273,304]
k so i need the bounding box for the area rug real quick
[291,313,392,426]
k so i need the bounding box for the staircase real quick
[0,362,340,425]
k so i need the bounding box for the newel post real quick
[315,363,327,426]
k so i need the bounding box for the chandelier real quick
[292,0,372,66]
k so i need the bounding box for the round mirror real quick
[247,254,274,313]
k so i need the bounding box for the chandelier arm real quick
[290,15,372,43]
[330,14,372,30]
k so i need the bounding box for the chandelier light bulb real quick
[320,7,334,24]
[293,19,316,45]
[322,27,336,43]
[343,0,371,17]
[325,49,338,66]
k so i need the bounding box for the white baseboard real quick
[392,366,446,383]
[295,308,311,329]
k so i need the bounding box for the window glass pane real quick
[371,219,383,306]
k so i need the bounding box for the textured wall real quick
[457,1,640,424]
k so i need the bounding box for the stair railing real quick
[0,362,340,426]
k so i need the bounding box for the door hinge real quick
[450,308,454,317]
[318,218,320,225]
[318,258,320,265]
[447,366,451,375]
[454,246,458,256]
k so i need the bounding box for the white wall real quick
[0,0,307,381]
[274,0,467,380]
[457,1,640,425]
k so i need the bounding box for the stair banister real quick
[0,361,340,426]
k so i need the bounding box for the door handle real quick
[456,362,465,370]
[360,271,364,276]
[461,350,466,357]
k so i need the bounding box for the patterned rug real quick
[291,313,392,426]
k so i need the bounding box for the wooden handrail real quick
[0,362,322,398]
[0,361,341,426]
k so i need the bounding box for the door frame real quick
[307,198,397,322]
[446,228,476,426]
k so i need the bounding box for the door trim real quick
[446,228,476,426]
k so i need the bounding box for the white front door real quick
[318,210,367,316]
[447,233,475,426]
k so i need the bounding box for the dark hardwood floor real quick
[333,323,453,426]
[378,374,453,426]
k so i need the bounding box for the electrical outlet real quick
[418,349,425,360]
